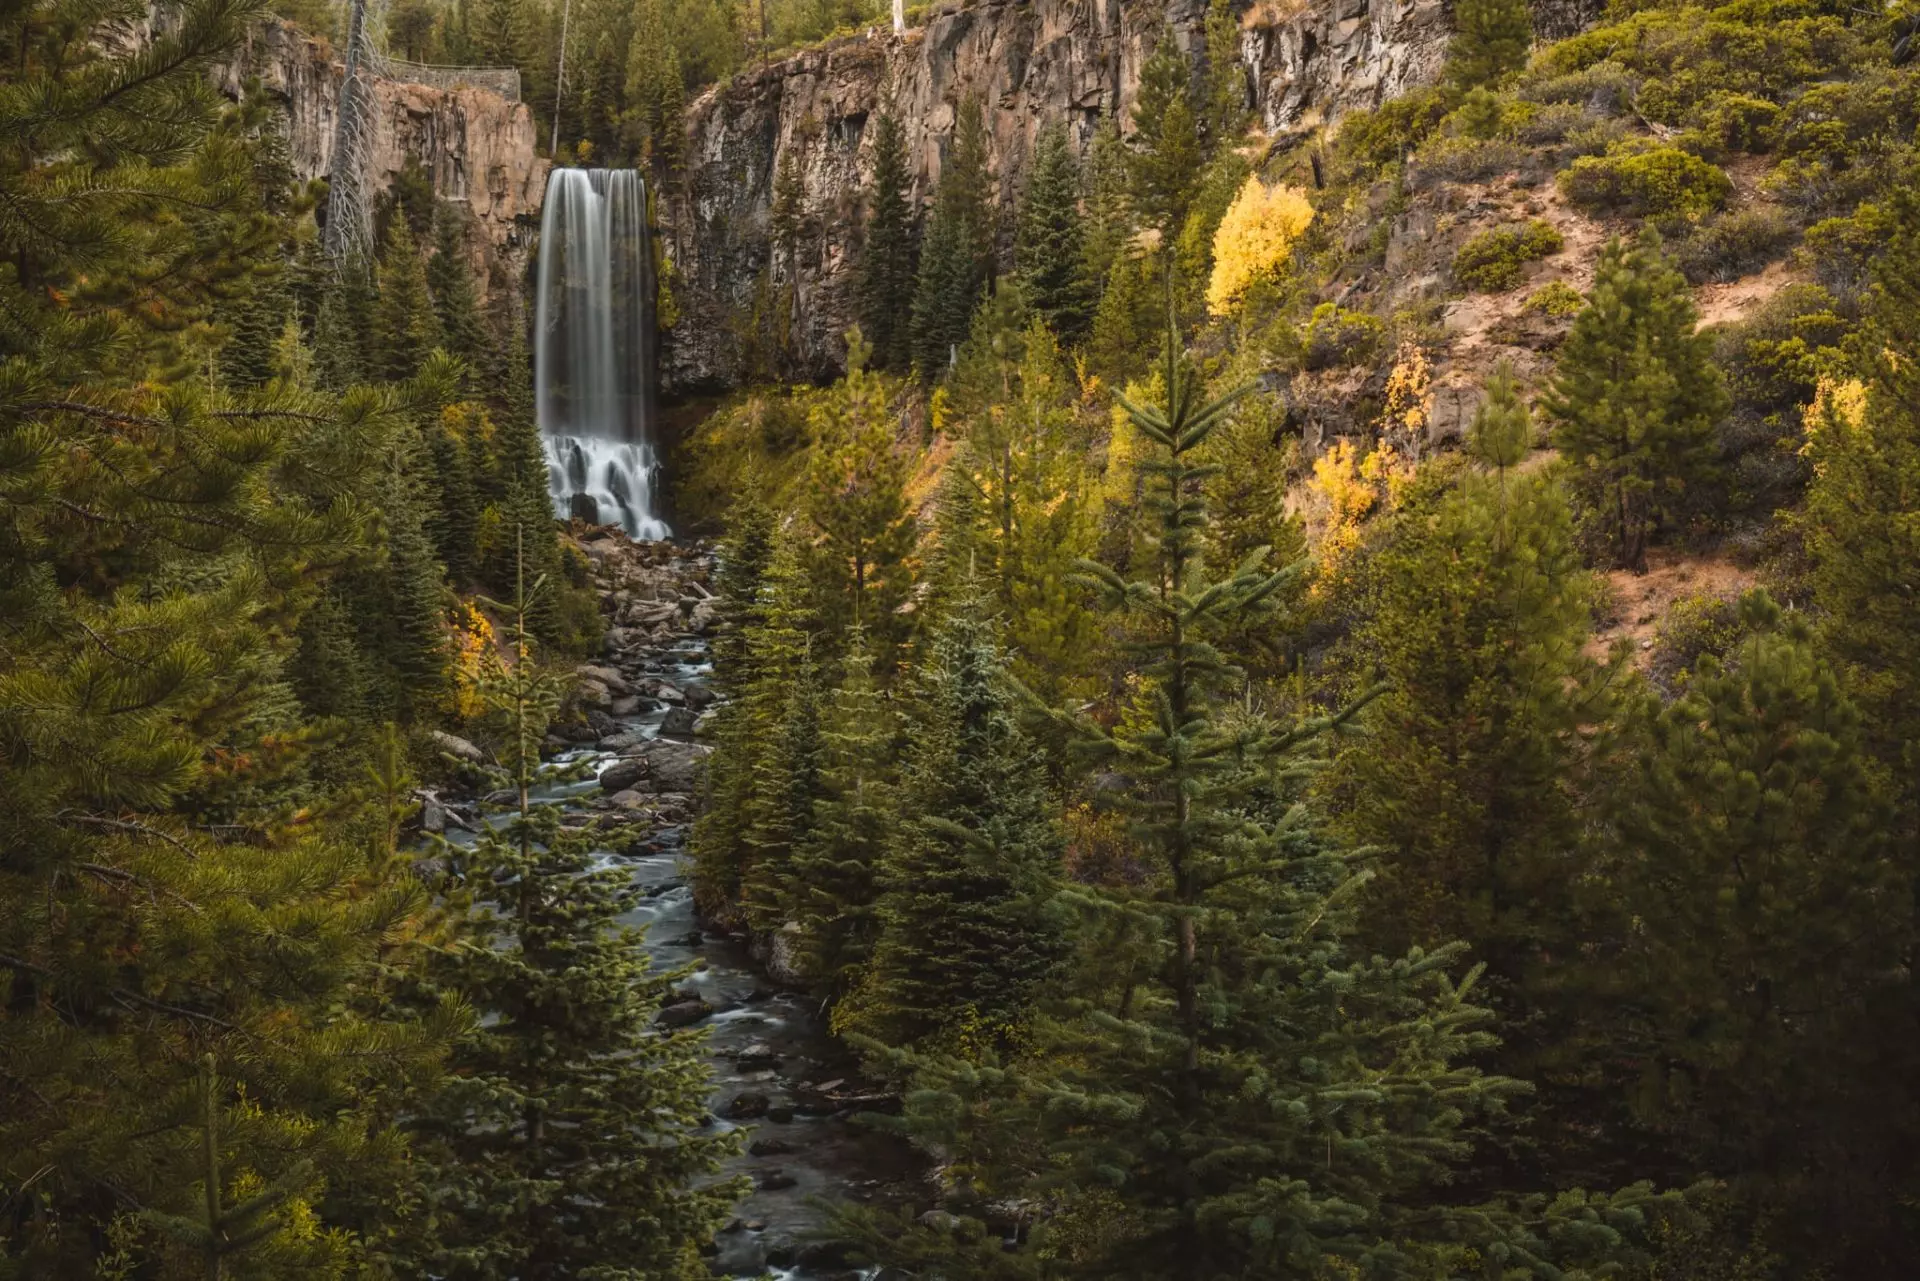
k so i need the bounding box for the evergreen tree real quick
[910,96,996,380]
[314,257,377,389]
[1542,232,1727,572]
[356,431,453,721]
[790,628,897,1003]
[372,214,444,384]
[426,206,490,372]
[1129,30,1203,240]
[1078,116,1134,310]
[1201,0,1248,153]
[584,30,626,159]
[0,0,452,1263]
[1320,369,1605,979]
[469,0,531,71]
[412,539,744,1276]
[1014,123,1091,342]
[938,297,1098,702]
[627,0,686,175]
[844,590,1066,1056]
[842,334,1673,1279]
[1447,0,1534,91]
[800,332,918,666]
[859,110,919,371]
[739,629,824,931]
[692,530,816,919]
[1591,591,1908,1270]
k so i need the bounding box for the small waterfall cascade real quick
[535,168,670,539]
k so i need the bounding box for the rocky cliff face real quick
[214,18,548,287]
[662,0,1597,393]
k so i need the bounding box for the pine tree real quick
[1320,368,1605,977]
[938,299,1098,702]
[910,96,996,380]
[791,628,897,1003]
[411,536,744,1275]
[1447,0,1534,91]
[0,0,453,1263]
[584,31,625,159]
[627,0,685,176]
[1129,30,1203,240]
[469,0,530,70]
[314,257,377,389]
[358,431,453,721]
[840,331,1673,1278]
[692,530,816,919]
[426,206,490,373]
[800,332,918,666]
[739,629,824,931]
[1591,591,1907,1269]
[1078,116,1134,308]
[372,214,444,384]
[1014,123,1091,342]
[859,110,919,371]
[1201,0,1248,153]
[1542,232,1727,572]
[844,590,1066,1056]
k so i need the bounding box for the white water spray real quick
[534,169,670,539]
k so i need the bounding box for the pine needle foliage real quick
[1543,232,1727,572]
[859,110,919,372]
[410,532,744,1276]
[840,325,1677,1279]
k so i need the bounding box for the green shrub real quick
[1453,220,1567,292]
[1803,202,1897,293]
[1561,115,1635,158]
[1521,60,1639,113]
[1713,282,1852,417]
[1674,206,1798,283]
[1303,303,1387,370]
[1557,145,1732,219]
[1523,280,1586,316]
[1532,5,1855,127]
[1695,93,1781,153]
[1649,592,1747,694]
[1409,134,1528,187]
[1764,69,1920,216]
[1513,102,1589,144]
[1335,86,1456,179]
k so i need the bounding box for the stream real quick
[524,537,922,1278]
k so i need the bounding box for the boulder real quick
[655,999,712,1028]
[428,729,485,763]
[758,1170,799,1192]
[723,1091,771,1119]
[658,706,700,740]
[577,663,634,696]
[635,739,710,793]
[598,757,650,794]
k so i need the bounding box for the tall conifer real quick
[859,110,919,371]
[910,97,996,380]
[1543,232,1727,572]
[1014,123,1090,342]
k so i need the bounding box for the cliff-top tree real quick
[1543,232,1727,571]
[860,110,919,370]
[911,96,996,380]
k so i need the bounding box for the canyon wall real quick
[213,17,548,287]
[663,0,1596,393]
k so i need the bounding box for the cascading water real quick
[535,168,670,539]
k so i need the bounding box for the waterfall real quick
[535,168,670,540]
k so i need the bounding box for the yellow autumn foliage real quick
[1207,177,1315,316]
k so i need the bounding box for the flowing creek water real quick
[477,541,921,1279]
